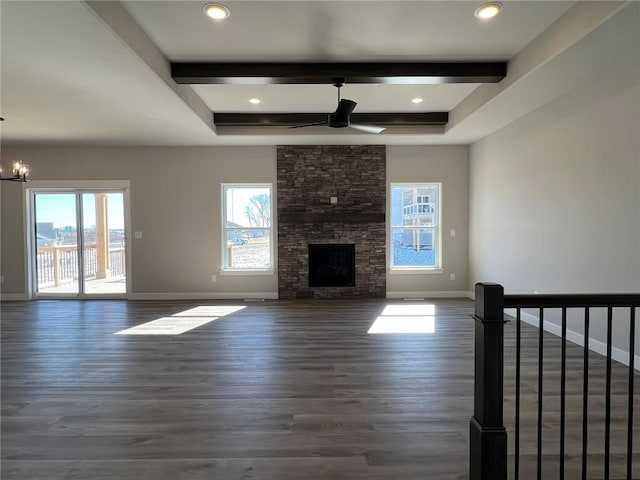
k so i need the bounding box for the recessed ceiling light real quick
[474,2,502,20]
[411,97,424,104]
[203,3,230,20]
[248,98,261,104]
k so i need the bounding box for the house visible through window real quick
[391,183,441,269]
[222,184,272,270]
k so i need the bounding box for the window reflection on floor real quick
[368,304,436,334]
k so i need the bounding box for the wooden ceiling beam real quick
[172,62,506,85]
[214,112,449,127]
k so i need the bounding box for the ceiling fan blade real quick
[288,121,327,129]
[335,99,357,118]
[349,123,386,134]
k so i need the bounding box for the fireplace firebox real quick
[308,244,355,287]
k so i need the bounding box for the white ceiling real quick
[192,83,481,113]
[0,0,636,147]
[122,1,574,62]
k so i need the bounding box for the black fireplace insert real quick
[308,244,355,287]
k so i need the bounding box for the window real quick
[390,183,441,270]
[222,184,273,271]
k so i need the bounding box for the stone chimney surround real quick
[277,145,386,299]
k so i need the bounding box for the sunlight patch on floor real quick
[115,305,246,335]
[173,305,246,317]
[115,317,218,335]
[368,304,436,334]
[380,304,435,316]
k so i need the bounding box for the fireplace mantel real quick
[278,212,385,224]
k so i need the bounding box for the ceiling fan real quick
[290,79,386,134]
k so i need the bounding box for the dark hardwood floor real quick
[1,299,637,479]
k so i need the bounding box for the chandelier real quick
[0,161,29,182]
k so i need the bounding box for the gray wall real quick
[0,180,27,295]
[387,145,470,296]
[1,144,470,299]
[468,71,640,360]
[0,146,277,298]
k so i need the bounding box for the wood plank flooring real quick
[1,299,637,479]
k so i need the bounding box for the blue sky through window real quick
[35,193,124,229]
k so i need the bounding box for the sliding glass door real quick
[32,190,128,297]
[34,193,80,295]
[80,193,127,295]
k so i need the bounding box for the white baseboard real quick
[386,290,473,299]
[506,308,640,371]
[0,293,29,301]
[129,292,278,301]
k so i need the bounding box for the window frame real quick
[389,182,442,273]
[221,183,274,273]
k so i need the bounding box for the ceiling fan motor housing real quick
[328,113,349,128]
[329,98,357,128]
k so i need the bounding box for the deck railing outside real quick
[36,244,126,288]
[470,283,639,480]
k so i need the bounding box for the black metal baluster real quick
[560,307,567,480]
[497,291,639,480]
[537,307,544,480]
[605,306,613,480]
[628,307,636,480]
[582,308,590,480]
[515,307,521,480]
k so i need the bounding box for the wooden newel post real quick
[470,283,507,480]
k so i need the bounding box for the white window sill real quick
[220,269,275,276]
[389,268,443,275]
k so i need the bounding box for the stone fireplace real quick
[277,145,386,299]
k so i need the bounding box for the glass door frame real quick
[25,180,131,299]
